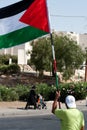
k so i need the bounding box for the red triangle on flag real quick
[20,0,50,33]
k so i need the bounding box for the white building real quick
[78,33,87,51]
[0,42,32,65]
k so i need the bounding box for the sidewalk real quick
[0,100,86,117]
[0,101,52,117]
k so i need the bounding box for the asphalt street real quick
[0,115,61,130]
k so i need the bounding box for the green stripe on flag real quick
[0,26,48,48]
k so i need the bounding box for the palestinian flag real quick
[0,0,50,49]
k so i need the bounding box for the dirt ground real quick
[0,72,55,87]
[0,101,26,108]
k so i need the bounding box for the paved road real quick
[0,112,86,130]
[0,115,61,130]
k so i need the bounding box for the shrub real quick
[0,82,86,102]
[59,82,87,103]
[0,64,21,75]
[15,84,30,101]
[0,65,8,75]
[8,88,19,101]
[0,86,19,101]
[36,83,56,101]
[0,54,17,65]
[0,85,30,101]
[7,64,20,74]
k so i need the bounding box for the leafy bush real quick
[0,65,8,75]
[0,86,18,101]
[0,85,30,101]
[36,83,56,101]
[59,82,87,102]
[0,64,21,75]
[15,84,30,101]
[0,54,17,65]
[0,82,86,102]
[8,88,19,101]
[7,64,20,74]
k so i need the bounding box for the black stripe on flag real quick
[0,0,34,19]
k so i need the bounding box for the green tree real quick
[30,37,52,76]
[30,34,85,79]
[53,35,85,80]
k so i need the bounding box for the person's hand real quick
[55,91,60,100]
[52,91,61,113]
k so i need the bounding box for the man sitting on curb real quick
[52,91,85,130]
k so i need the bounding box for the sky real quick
[1,0,87,34]
[47,0,87,34]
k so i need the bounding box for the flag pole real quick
[50,33,61,108]
[45,0,59,90]
[50,33,59,90]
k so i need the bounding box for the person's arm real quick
[52,91,61,114]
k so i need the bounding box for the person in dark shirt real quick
[25,85,37,109]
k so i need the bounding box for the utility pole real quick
[85,60,87,82]
[85,48,87,82]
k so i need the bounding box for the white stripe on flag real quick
[0,11,29,35]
